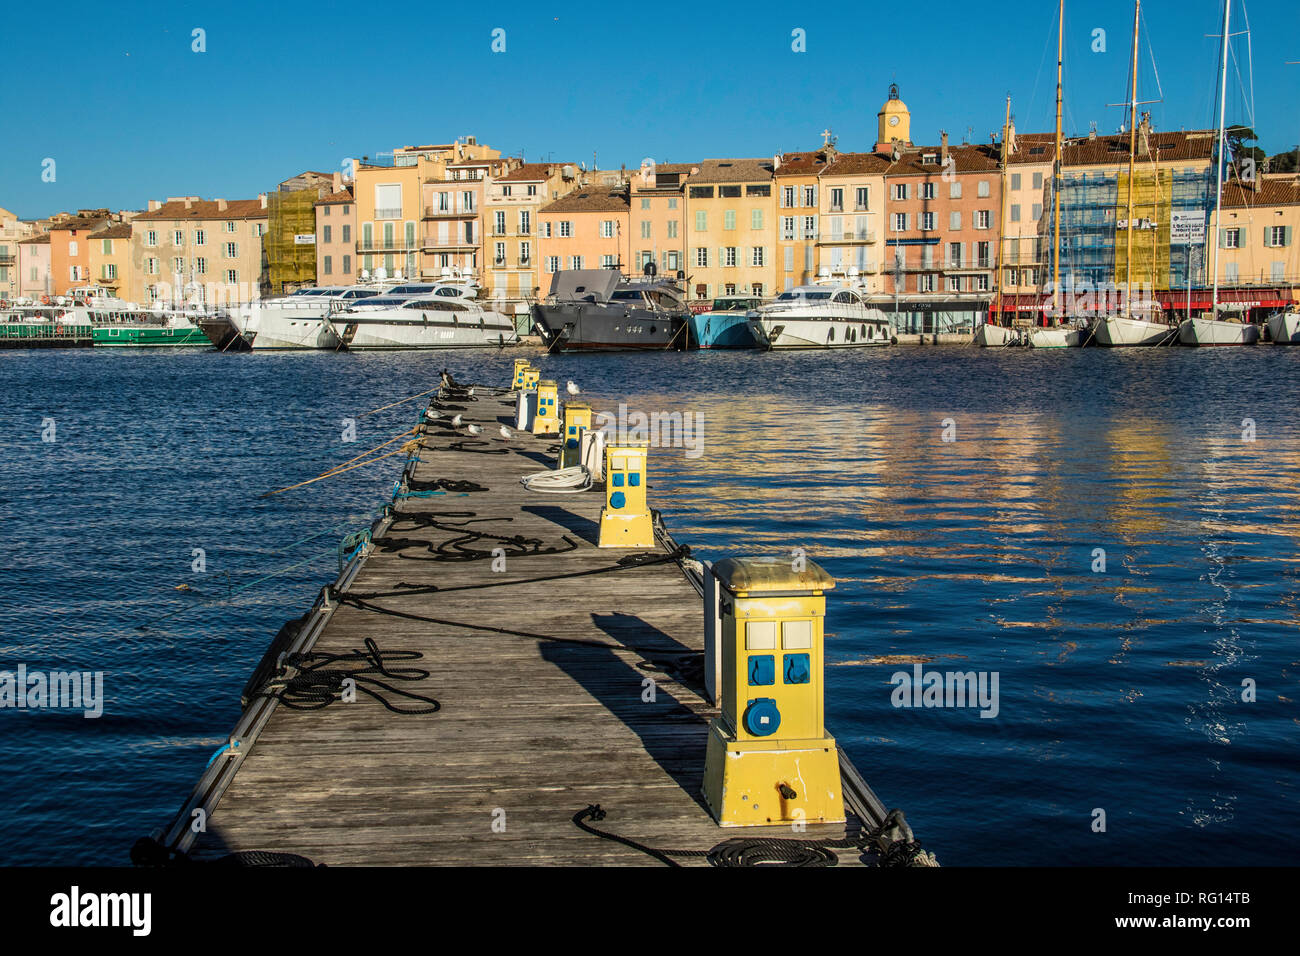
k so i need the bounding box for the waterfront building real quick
[266,171,336,294]
[484,162,582,320]
[628,160,691,284]
[351,137,515,284]
[85,223,132,300]
[1207,174,1299,316]
[1054,117,1217,294]
[815,147,890,293]
[536,180,632,285]
[0,206,36,302]
[129,197,270,306]
[314,183,355,285]
[17,233,50,300]
[1002,128,1056,298]
[773,145,831,291]
[683,158,777,302]
[880,131,1002,332]
[48,210,118,296]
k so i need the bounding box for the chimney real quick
[217,199,228,211]
[259,193,267,209]
[148,200,161,211]
[1137,112,1151,157]
[941,131,949,167]
[773,154,781,171]
[333,170,343,191]
[183,198,193,209]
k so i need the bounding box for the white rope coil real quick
[519,466,593,494]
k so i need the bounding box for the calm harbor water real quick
[0,345,1297,866]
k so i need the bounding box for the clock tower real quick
[874,84,912,154]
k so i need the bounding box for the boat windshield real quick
[777,291,832,301]
[711,298,759,311]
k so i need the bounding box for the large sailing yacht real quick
[1176,0,1260,347]
[1093,0,1179,348]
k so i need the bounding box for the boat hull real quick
[1093,316,1176,347]
[343,314,518,350]
[1027,326,1083,349]
[92,325,210,347]
[756,315,893,350]
[234,305,341,350]
[532,303,687,352]
[973,323,1022,347]
[1266,311,1300,344]
[197,314,251,352]
[688,311,760,349]
[1176,318,1260,347]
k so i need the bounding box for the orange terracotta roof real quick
[1222,176,1300,208]
[92,223,132,239]
[18,233,50,244]
[821,151,892,176]
[315,189,354,205]
[498,163,565,182]
[1060,129,1217,167]
[885,144,1000,175]
[539,185,630,214]
[686,158,775,184]
[776,150,832,177]
[49,217,110,231]
[134,198,267,221]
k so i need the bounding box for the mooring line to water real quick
[356,385,443,419]
[261,437,421,498]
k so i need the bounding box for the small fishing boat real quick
[688,295,766,349]
[1177,309,1260,346]
[532,269,690,352]
[1027,320,1087,348]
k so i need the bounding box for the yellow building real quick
[683,158,777,302]
[352,137,510,284]
[86,223,132,299]
[1213,175,1300,288]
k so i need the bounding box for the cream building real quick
[129,197,269,305]
[484,161,581,315]
[1213,175,1300,288]
[817,150,890,292]
[17,233,50,300]
[0,206,35,302]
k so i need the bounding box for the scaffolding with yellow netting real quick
[265,189,319,294]
[1114,166,1173,290]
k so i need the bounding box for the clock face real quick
[889,115,900,127]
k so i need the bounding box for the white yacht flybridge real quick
[747,269,894,349]
[332,270,517,350]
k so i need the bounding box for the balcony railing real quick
[829,204,844,213]
[423,206,474,218]
[374,208,403,220]
[359,238,418,251]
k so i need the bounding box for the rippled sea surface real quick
[1,345,1297,866]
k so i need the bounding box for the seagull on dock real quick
[451,414,463,428]
[466,424,483,436]
[566,381,580,395]
[499,425,513,440]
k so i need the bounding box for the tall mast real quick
[1053,0,1064,315]
[1211,0,1232,316]
[993,95,1011,326]
[1124,0,1141,309]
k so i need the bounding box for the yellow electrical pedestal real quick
[559,402,592,468]
[511,359,530,389]
[522,366,540,391]
[702,556,844,827]
[533,380,561,435]
[597,445,654,548]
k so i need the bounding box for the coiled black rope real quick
[571,805,927,868]
[403,477,488,494]
[246,636,440,714]
[372,513,578,563]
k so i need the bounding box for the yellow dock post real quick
[597,444,654,548]
[522,366,540,391]
[702,556,844,827]
[533,380,561,436]
[511,358,530,389]
[559,402,592,468]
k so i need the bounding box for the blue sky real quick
[4,0,1295,219]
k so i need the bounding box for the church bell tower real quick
[875,84,912,154]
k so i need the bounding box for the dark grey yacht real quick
[531,268,690,352]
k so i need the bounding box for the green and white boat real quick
[89,308,210,347]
